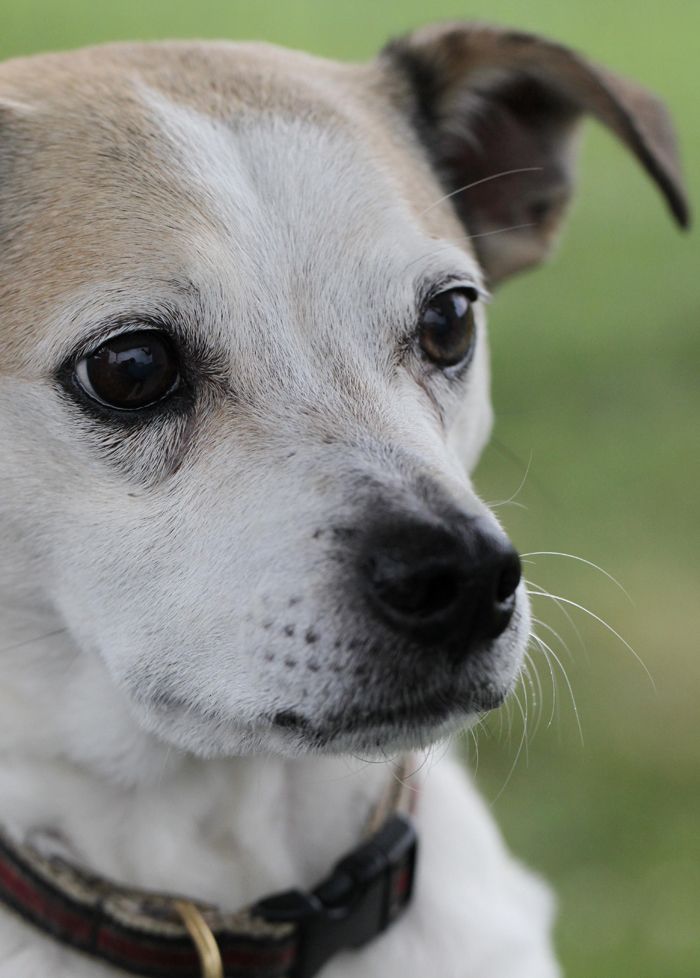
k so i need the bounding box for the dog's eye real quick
[74,330,180,410]
[418,287,478,369]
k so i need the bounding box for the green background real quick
[2,2,697,975]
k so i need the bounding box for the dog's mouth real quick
[270,680,509,748]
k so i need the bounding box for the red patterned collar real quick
[0,774,418,978]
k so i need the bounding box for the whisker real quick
[523,651,545,738]
[0,627,67,655]
[520,658,536,739]
[529,631,559,729]
[521,551,634,604]
[526,579,587,657]
[489,449,533,509]
[488,438,557,506]
[420,167,544,217]
[532,591,656,691]
[504,687,514,744]
[514,680,530,765]
[489,697,529,806]
[400,244,459,276]
[470,727,480,774]
[532,632,584,746]
[424,736,452,776]
[491,500,529,512]
[155,744,174,791]
[530,615,573,663]
[469,222,536,241]
[495,694,505,740]
[462,721,483,774]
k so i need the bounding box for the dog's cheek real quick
[38,476,321,749]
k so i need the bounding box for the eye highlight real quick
[74,330,180,411]
[418,287,478,369]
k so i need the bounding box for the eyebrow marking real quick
[55,277,212,363]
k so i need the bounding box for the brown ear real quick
[381,22,690,284]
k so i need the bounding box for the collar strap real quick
[0,774,418,978]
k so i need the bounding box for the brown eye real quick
[75,330,180,410]
[419,287,478,368]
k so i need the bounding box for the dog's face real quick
[0,27,686,759]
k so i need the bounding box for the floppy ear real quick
[381,22,690,284]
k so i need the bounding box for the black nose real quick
[361,516,521,650]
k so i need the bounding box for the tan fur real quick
[0,42,469,372]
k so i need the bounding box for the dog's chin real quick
[267,681,513,755]
[268,708,474,756]
[134,677,515,759]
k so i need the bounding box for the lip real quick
[272,681,508,741]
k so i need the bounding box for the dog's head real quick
[0,24,686,760]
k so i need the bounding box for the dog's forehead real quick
[140,87,443,309]
[0,41,478,370]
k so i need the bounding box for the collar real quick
[0,762,418,978]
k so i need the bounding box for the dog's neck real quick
[0,606,395,911]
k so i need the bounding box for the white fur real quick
[0,57,558,977]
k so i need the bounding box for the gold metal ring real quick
[174,899,224,978]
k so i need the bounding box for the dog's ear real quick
[381,22,690,284]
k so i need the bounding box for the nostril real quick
[368,555,462,620]
[495,551,522,603]
[408,568,461,619]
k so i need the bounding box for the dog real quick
[0,20,687,978]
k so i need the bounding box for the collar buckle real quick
[254,814,417,978]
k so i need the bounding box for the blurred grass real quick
[1,2,698,976]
